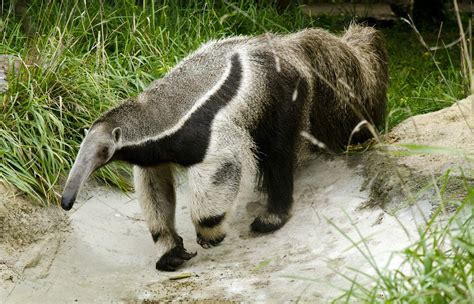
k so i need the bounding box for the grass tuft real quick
[334,190,473,303]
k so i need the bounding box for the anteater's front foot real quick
[251,212,290,233]
[156,245,197,272]
[196,231,226,249]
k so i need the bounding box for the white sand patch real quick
[1,158,428,303]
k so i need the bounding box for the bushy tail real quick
[290,24,389,151]
[341,23,388,66]
[341,23,389,127]
[341,23,389,75]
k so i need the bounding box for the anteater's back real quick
[122,25,387,155]
[283,25,388,152]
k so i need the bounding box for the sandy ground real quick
[1,96,472,303]
[1,159,430,303]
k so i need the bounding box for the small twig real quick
[453,0,473,95]
[428,37,461,51]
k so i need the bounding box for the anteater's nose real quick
[61,194,76,211]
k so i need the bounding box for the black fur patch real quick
[152,232,160,243]
[249,51,309,216]
[198,213,226,228]
[115,54,243,167]
[155,245,197,272]
[251,215,287,233]
[212,162,240,186]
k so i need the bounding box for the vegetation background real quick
[0,0,471,302]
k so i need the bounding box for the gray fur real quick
[61,24,388,271]
[93,37,249,144]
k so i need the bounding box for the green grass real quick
[384,21,465,129]
[0,0,464,205]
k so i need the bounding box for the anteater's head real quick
[61,123,122,211]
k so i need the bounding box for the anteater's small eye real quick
[100,147,109,157]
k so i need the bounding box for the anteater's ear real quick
[112,127,122,144]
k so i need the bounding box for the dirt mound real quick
[0,183,67,294]
[389,96,473,177]
[363,95,473,213]
[0,186,67,249]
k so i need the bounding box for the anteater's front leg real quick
[134,165,196,271]
[188,160,241,248]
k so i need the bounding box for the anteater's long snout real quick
[61,170,83,211]
[61,149,98,212]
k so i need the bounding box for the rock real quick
[0,55,21,93]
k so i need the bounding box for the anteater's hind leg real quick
[134,165,196,271]
[250,153,294,233]
[249,67,307,233]
[188,159,241,248]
